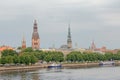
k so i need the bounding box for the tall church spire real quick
[32,20,40,50]
[68,24,71,39]
[67,24,72,49]
[33,20,38,32]
[22,35,26,49]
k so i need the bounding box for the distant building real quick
[40,48,56,52]
[59,24,73,50]
[0,45,14,58]
[89,41,119,54]
[67,24,72,49]
[32,20,40,50]
[74,48,86,53]
[0,46,14,52]
[56,25,74,55]
[22,36,26,49]
[90,40,96,51]
[60,45,68,49]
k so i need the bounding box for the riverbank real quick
[0,62,99,72]
[0,64,48,72]
[62,62,99,68]
[0,62,120,72]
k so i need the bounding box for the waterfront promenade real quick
[0,63,99,72]
[0,62,120,72]
[0,64,48,72]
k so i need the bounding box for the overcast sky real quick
[0,0,120,49]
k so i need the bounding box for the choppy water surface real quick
[0,66,120,80]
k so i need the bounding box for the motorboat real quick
[48,63,62,68]
[99,61,115,66]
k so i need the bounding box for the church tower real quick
[32,20,40,50]
[67,24,72,49]
[22,36,26,49]
[91,40,96,51]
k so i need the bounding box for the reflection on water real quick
[47,68,62,72]
[0,70,40,80]
[0,66,120,80]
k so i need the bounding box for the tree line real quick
[0,47,120,65]
[66,51,120,62]
[0,47,64,65]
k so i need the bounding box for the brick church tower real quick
[22,35,26,49]
[91,40,96,51]
[32,20,40,50]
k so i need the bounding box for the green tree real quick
[0,58,1,64]
[1,57,7,64]
[82,53,89,61]
[19,55,25,64]
[95,53,106,61]
[44,54,52,62]
[6,56,14,63]
[13,55,20,64]
[1,49,17,57]
[105,52,114,60]
[30,54,38,64]
[66,51,83,62]
[22,47,33,52]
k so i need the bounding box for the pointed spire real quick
[33,19,38,32]
[68,24,71,39]
[67,23,72,49]
[22,35,25,42]
[34,19,37,24]
[32,19,40,50]
[91,40,96,50]
[22,35,26,49]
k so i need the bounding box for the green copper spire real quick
[68,24,71,39]
[67,24,72,49]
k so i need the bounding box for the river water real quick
[0,66,120,80]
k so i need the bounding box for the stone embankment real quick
[1,61,120,72]
[0,63,100,72]
[0,64,49,72]
[62,63,99,68]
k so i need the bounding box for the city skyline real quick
[0,0,120,49]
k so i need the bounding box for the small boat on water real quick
[99,61,115,66]
[48,63,62,68]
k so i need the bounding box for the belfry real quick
[32,20,40,49]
